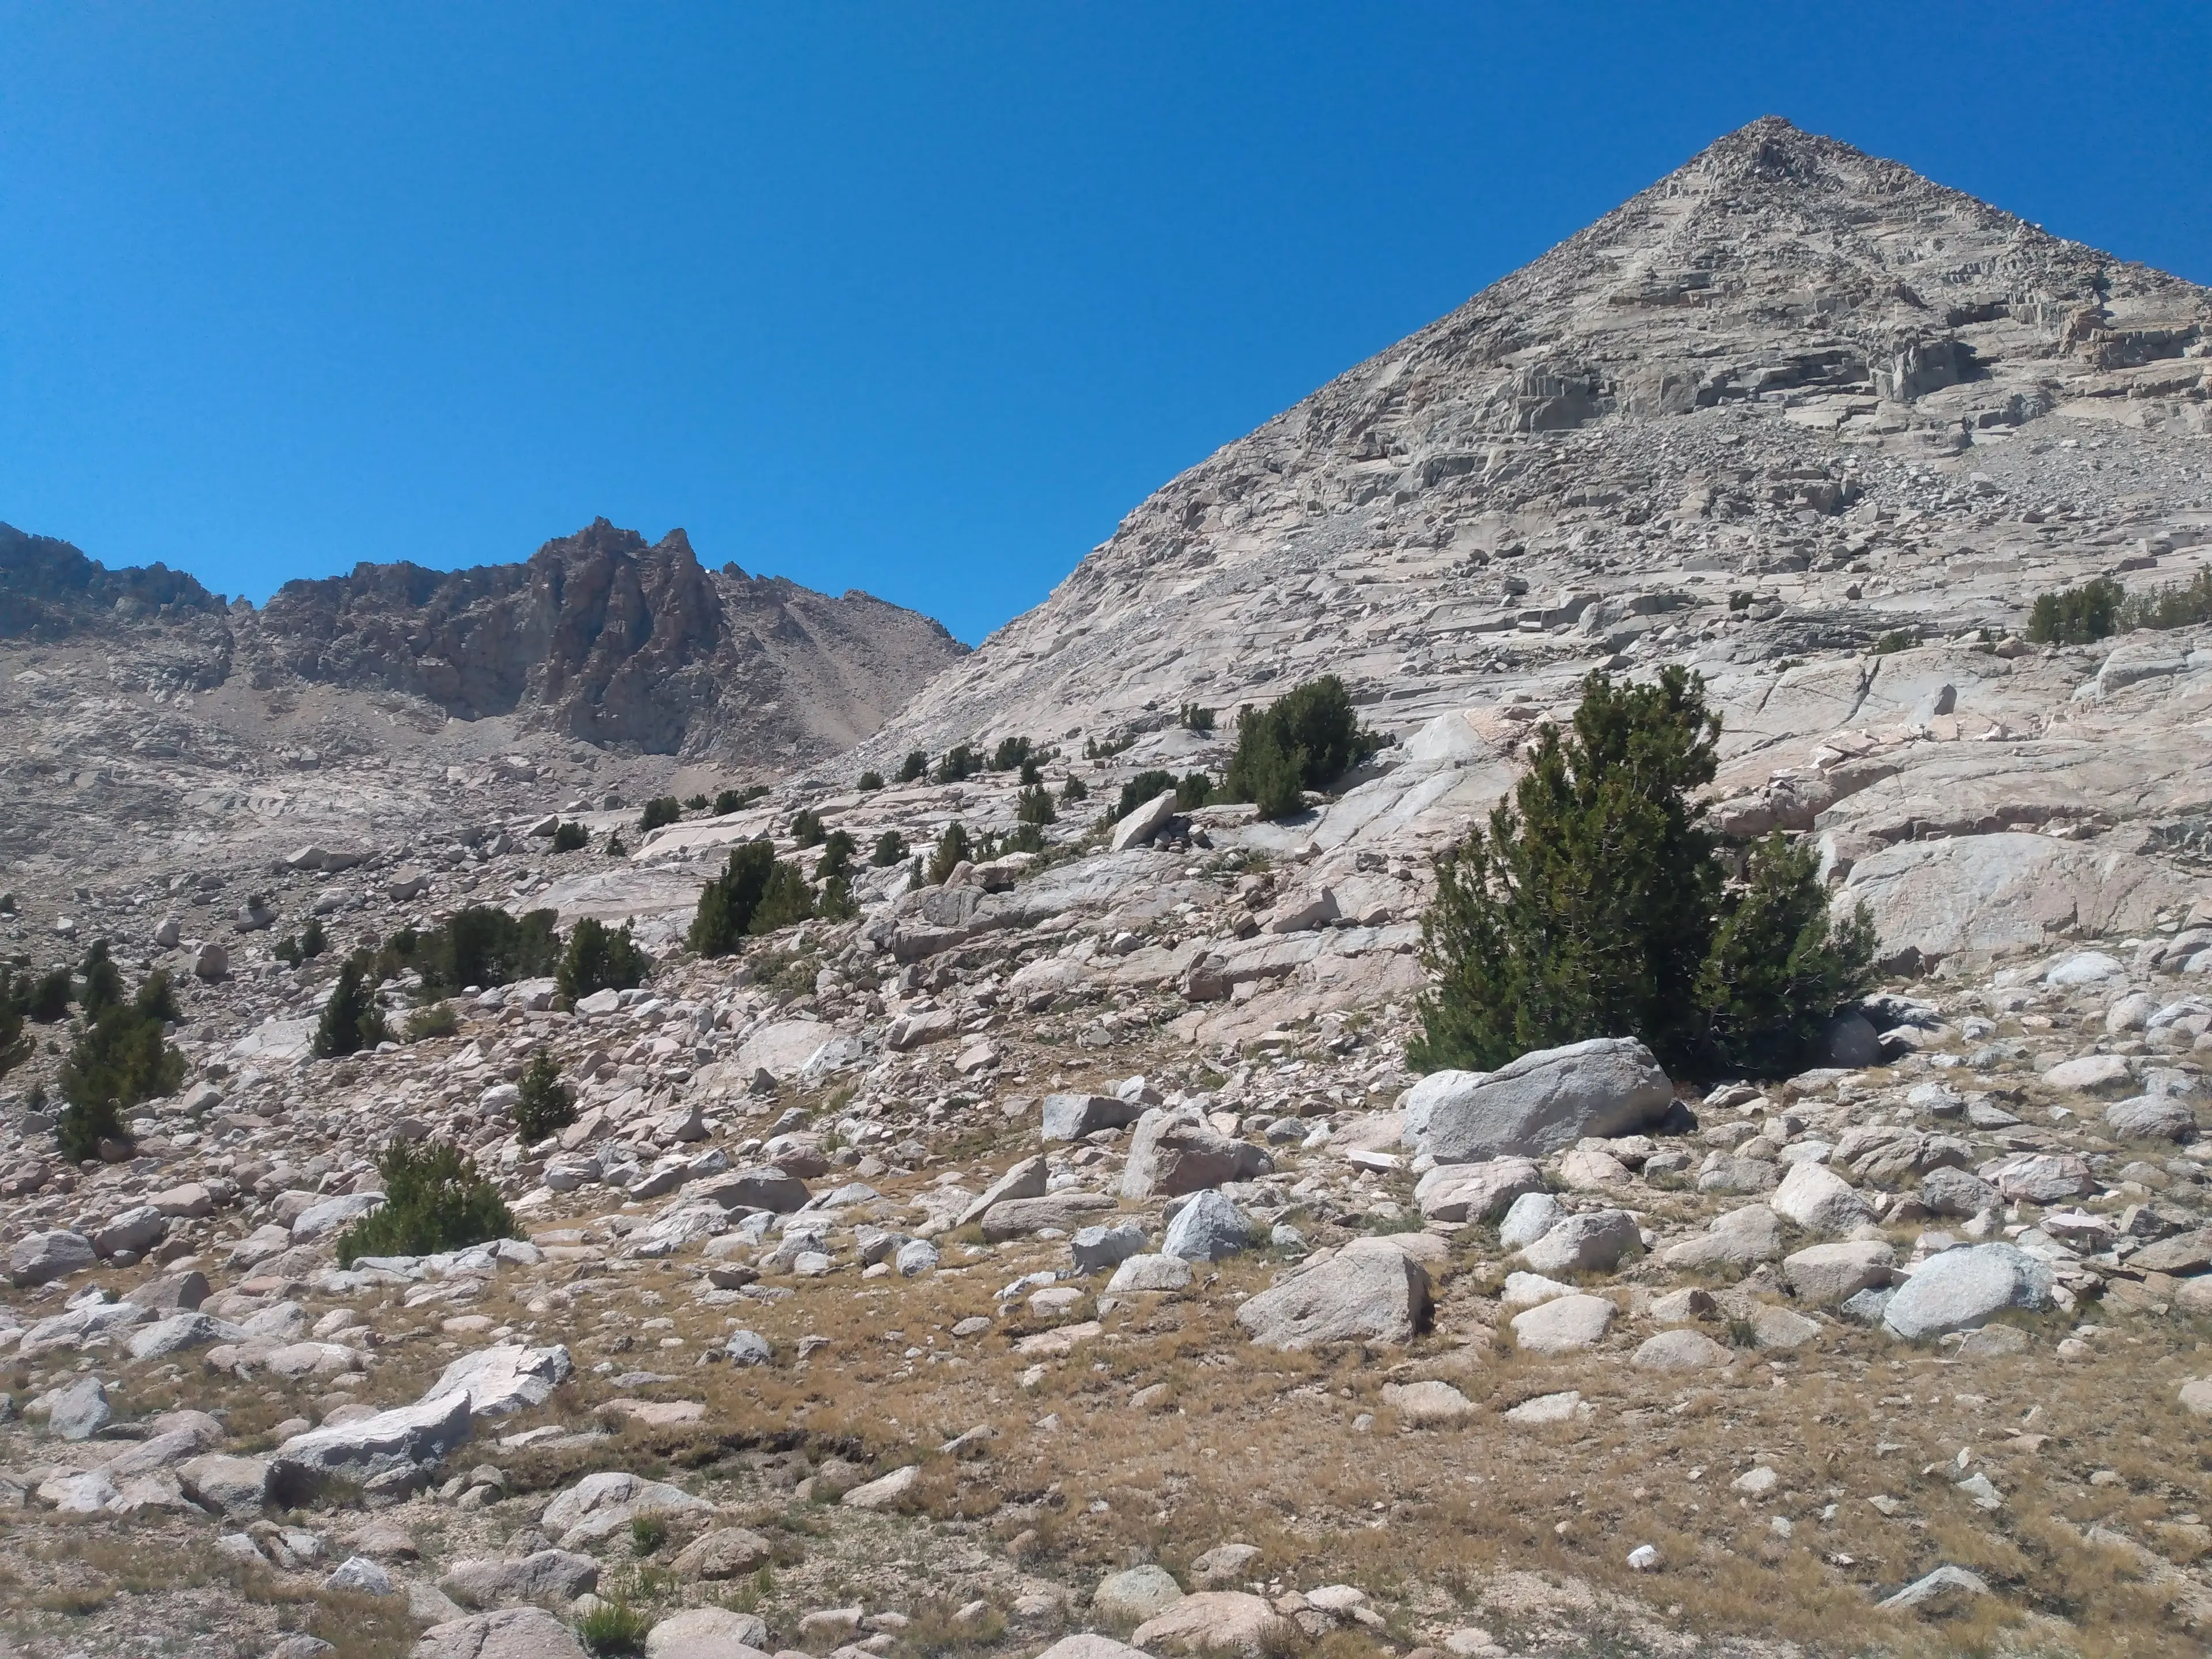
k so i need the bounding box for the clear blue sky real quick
[5,5,2207,644]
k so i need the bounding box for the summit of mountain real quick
[851,116,2211,763]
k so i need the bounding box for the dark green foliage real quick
[1116,770,1179,822]
[1017,784,1056,826]
[77,941,125,1016]
[1084,732,1135,760]
[402,1002,459,1041]
[713,783,770,815]
[2122,569,2212,631]
[1410,669,1876,1080]
[605,830,627,857]
[1224,715,1303,819]
[816,830,857,882]
[385,906,560,996]
[275,919,325,967]
[856,770,885,791]
[1180,702,1215,733]
[557,918,649,999]
[991,736,1033,772]
[0,964,29,1077]
[629,1513,668,1555]
[927,823,971,884]
[790,808,825,847]
[871,830,907,868]
[1006,821,1046,854]
[1176,771,1213,809]
[56,969,184,1160]
[683,794,709,812]
[314,953,389,1058]
[897,751,927,783]
[638,796,682,832]
[749,861,816,935]
[1060,774,1088,804]
[1018,757,1043,787]
[1729,590,1753,612]
[576,1599,652,1658]
[29,967,73,1023]
[551,820,588,853]
[1696,834,1879,1078]
[934,744,980,783]
[690,841,777,957]
[1871,628,1921,655]
[816,874,857,921]
[2027,577,2124,645]
[1224,676,1377,820]
[334,1138,517,1268]
[513,1052,576,1145]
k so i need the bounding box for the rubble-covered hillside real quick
[0,515,968,871]
[6,117,2212,1659]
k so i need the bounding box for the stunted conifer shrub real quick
[1410,668,1875,1080]
[557,918,649,999]
[927,823,971,884]
[1224,675,1378,820]
[514,1053,576,1145]
[638,796,682,832]
[872,830,908,868]
[57,968,184,1161]
[335,1139,516,1267]
[897,751,927,783]
[314,953,389,1059]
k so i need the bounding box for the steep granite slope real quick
[857,116,2211,762]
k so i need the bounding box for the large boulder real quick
[1043,1093,1145,1142]
[1121,1111,1273,1199]
[541,1471,709,1548]
[691,1165,810,1214]
[645,1606,773,1659]
[1094,1565,1187,1624]
[1881,1244,2052,1341]
[979,1192,1116,1241]
[425,1344,573,1419]
[1770,1162,1874,1235]
[8,1229,94,1287]
[1660,1203,1785,1270]
[439,1550,598,1609]
[1236,1238,1430,1350]
[1510,1293,1615,1355]
[955,1154,1049,1228]
[179,1452,272,1518]
[1413,1157,1545,1224]
[1071,1222,1149,1275]
[1131,1592,1294,1656]
[411,1608,590,1659]
[1404,1039,1673,1164]
[1111,790,1180,853]
[270,1391,472,1482]
[1783,1240,1896,1306]
[1518,1209,1641,1276]
[1162,1191,1252,1262]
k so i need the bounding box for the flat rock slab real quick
[1883,1244,2052,1341]
[644,1607,772,1659]
[1236,1240,1430,1350]
[412,1607,591,1659]
[1404,1037,1673,1163]
[1132,1591,1296,1656]
[1510,1293,1615,1355]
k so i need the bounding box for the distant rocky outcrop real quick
[0,522,225,640]
[0,517,965,762]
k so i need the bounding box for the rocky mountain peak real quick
[855,118,2210,763]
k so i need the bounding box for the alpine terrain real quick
[5,119,2212,1659]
